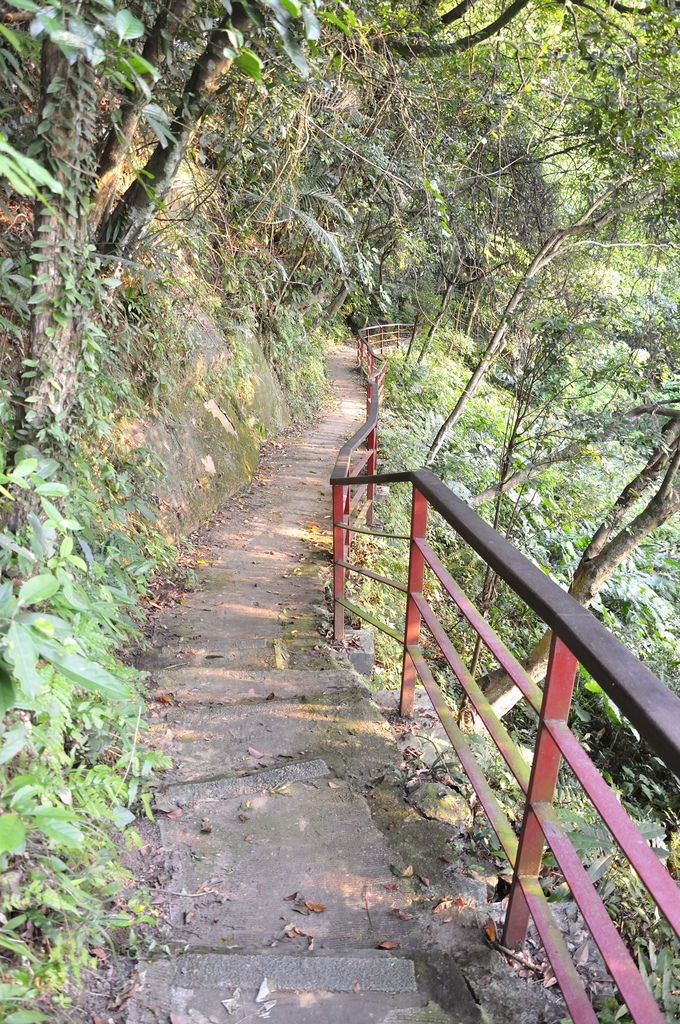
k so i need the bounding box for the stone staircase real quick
[125,348,563,1024]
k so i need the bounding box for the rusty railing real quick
[331,324,680,1023]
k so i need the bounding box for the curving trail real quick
[124,344,560,1024]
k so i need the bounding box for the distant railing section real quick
[331,325,680,1024]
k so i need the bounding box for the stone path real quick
[127,345,563,1024]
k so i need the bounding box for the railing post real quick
[503,635,578,947]
[400,486,428,717]
[333,483,346,640]
[366,417,377,526]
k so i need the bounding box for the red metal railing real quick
[331,326,680,1023]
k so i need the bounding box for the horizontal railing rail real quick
[331,327,680,1024]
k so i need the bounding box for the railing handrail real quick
[330,466,680,778]
[332,325,680,1023]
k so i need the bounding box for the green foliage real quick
[0,447,171,1019]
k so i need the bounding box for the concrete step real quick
[150,666,358,704]
[145,689,397,785]
[126,954,444,1024]
[152,766,424,951]
[140,636,338,674]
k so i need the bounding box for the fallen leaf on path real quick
[304,900,326,913]
[484,918,497,943]
[283,891,298,901]
[221,989,241,1015]
[353,983,361,993]
[170,1014,189,1024]
[383,883,399,891]
[390,908,414,921]
[245,834,254,842]
[439,855,451,864]
[419,876,430,887]
[166,808,182,818]
[307,935,314,950]
[328,781,342,788]
[256,977,275,1002]
[433,899,453,914]
[442,912,455,923]
[292,901,310,915]
[377,940,399,949]
[248,747,264,758]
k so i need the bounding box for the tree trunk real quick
[24,40,96,435]
[417,279,454,363]
[99,6,252,255]
[90,0,194,233]
[325,284,349,321]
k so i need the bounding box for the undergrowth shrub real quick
[345,342,680,1021]
[0,441,172,1021]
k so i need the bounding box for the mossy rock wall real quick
[128,309,290,536]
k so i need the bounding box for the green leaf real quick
[0,812,25,854]
[235,47,263,79]
[5,1012,49,1023]
[277,0,301,15]
[114,8,145,41]
[0,662,14,714]
[34,481,69,497]
[0,725,27,765]
[36,637,131,701]
[319,11,350,35]
[302,5,320,40]
[18,572,59,605]
[9,457,38,481]
[4,623,42,699]
[112,805,136,828]
[30,807,84,847]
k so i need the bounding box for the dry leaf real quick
[484,918,497,943]
[166,808,182,818]
[433,899,453,914]
[402,865,414,878]
[383,883,399,891]
[307,935,315,950]
[390,908,414,921]
[377,940,399,949]
[245,834,254,842]
[283,891,298,901]
[305,900,326,913]
[442,912,455,923]
[248,747,264,758]
[353,983,360,994]
[439,855,451,864]
[419,876,430,887]
[266,691,276,700]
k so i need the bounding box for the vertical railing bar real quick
[400,486,427,717]
[332,483,345,640]
[504,636,578,947]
